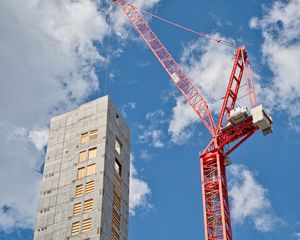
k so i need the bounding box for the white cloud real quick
[168,96,198,144]
[110,0,160,39]
[180,36,236,112]
[149,129,164,148]
[28,129,49,151]
[250,0,300,121]
[0,0,108,231]
[0,123,43,231]
[288,117,300,132]
[169,37,236,143]
[129,154,152,216]
[229,164,277,232]
[145,109,164,121]
[140,149,153,160]
[120,102,136,118]
[128,102,136,109]
[0,0,108,128]
[139,129,165,148]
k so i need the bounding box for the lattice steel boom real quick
[114,0,216,136]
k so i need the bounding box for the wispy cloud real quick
[138,109,166,148]
[139,149,153,160]
[139,129,165,148]
[120,101,136,118]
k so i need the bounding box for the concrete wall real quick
[34,96,130,240]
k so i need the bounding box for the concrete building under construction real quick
[33,96,130,240]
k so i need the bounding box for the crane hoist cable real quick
[105,4,113,95]
[131,4,237,48]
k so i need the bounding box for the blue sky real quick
[0,0,300,239]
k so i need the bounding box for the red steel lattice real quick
[114,1,264,240]
[115,0,216,136]
[201,151,232,240]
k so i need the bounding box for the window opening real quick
[82,218,92,232]
[71,221,80,235]
[81,133,88,144]
[73,203,81,215]
[87,164,96,176]
[115,138,122,155]
[114,159,122,176]
[79,151,87,162]
[90,129,98,140]
[77,167,85,179]
[84,199,93,212]
[75,184,83,196]
[85,181,95,193]
[88,147,97,159]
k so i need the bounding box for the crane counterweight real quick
[251,105,273,136]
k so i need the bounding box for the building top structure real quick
[34,96,130,240]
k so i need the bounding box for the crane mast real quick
[114,1,273,240]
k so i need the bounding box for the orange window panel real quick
[81,133,88,144]
[77,167,85,179]
[112,208,121,229]
[90,129,98,140]
[113,191,121,210]
[75,184,83,197]
[87,163,96,176]
[82,218,92,232]
[71,221,80,235]
[79,150,87,162]
[113,176,122,194]
[83,199,93,212]
[85,180,94,193]
[88,147,97,159]
[73,202,81,216]
[111,227,120,240]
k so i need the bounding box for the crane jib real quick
[115,0,216,136]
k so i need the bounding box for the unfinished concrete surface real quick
[34,96,130,240]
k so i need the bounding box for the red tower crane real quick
[114,1,273,239]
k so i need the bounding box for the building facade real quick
[34,96,130,240]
